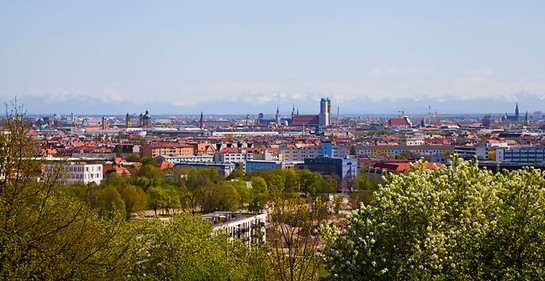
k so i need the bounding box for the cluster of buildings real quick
[27,100,545,187]
[24,100,545,249]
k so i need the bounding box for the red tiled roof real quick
[155,160,174,170]
[383,117,411,126]
[373,161,441,172]
[220,147,240,153]
[104,166,131,175]
[291,115,320,125]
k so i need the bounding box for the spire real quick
[199,111,204,129]
[515,103,520,120]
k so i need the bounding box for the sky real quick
[1,1,545,115]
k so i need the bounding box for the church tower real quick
[515,103,520,121]
[199,111,204,129]
[125,113,131,128]
[101,116,107,130]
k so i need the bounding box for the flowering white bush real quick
[319,157,545,280]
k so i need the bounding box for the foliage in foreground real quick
[0,103,277,280]
[320,158,545,280]
[0,104,135,279]
[130,213,272,281]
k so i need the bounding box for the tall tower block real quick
[319,98,331,126]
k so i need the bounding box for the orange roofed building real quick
[143,143,194,158]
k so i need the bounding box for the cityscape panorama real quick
[2,1,545,280]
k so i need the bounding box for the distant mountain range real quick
[3,92,544,116]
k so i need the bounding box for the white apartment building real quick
[279,145,347,161]
[157,154,214,164]
[279,146,321,161]
[405,137,425,146]
[202,211,267,245]
[216,151,253,163]
[47,163,103,185]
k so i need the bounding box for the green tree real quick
[115,144,123,157]
[98,185,126,216]
[0,102,135,279]
[298,169,321,196]
[182,168,217,212]
[320,158,545,280]
[118,184,148,214]
[269,197,326,281]
[249,176,269,212]
[197,182,240,213]
[133,213,273,280]
[162,185,181,214]
[357,172,377,190]
[267,174,285,197]
[226,169,244,181]
[140,156,157,166]
[228,180,251,208]
[136,164,162,179]
[320,176,337,194]
[283,169,301,195]
[349,145,356,155]
[103,171,123,186]
[147,186,169,215]
[347,190,374,210]
[127,153,140,162]
[332,195,344,214]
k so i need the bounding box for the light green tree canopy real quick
[134,213,272,280]
[0,102,135,279]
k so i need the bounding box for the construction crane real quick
[427,105,433,125]
[398,109,408,117]
[230,119,235,139]
[434,111,449,126]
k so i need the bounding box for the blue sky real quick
[1,1,544,114]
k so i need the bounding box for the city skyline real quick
[2,1,545,114]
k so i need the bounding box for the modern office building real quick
[495,146,545,165]
[279,142,347,161]
[454,144,488,160]
[299,157,357,182]
[246,160,299,172]
[354,145,453,157]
